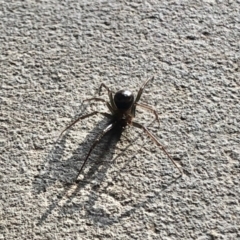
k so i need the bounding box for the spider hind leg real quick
[132,121,183,177]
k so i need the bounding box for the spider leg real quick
[98,83,112,95]
[75,121,117,181]
[134,102,160,125]
[57,111,112,140]
[83,97,115,114]
[98,83,117,111]
[135,76,155,103]
[83,97,106,103]
[132,76,155,118]
[132,121,183,176]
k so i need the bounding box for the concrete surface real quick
[1,0,239,239]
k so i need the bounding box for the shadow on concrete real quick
[34,105,183,226]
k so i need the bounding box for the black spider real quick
[58,77,182,181]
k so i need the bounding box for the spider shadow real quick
[32,98,111,192]
[43,122,182,227]
[35,109,182,226]
[35,115,127,225]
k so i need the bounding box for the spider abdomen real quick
[114,90,134,110]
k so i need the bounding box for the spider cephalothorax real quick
[58,77,182,181]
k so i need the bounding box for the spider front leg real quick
[135,76,155,103]
[98,83,112,95]
[132,121,183,177]
[98,83,117,111]
[83,98,115,114]
[132,76,155,121]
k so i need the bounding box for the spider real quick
[58,76,182,181]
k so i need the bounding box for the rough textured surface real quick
[1,0,239,239]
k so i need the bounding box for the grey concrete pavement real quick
[1,0,239,239]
